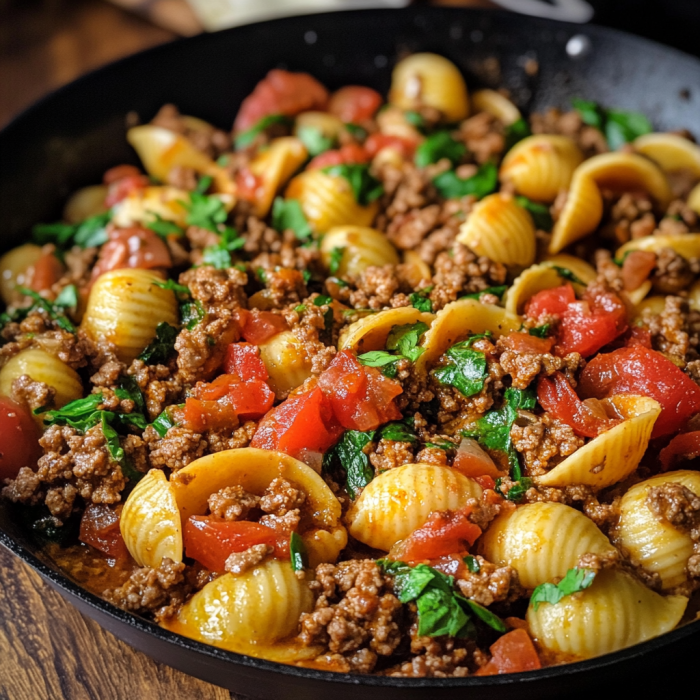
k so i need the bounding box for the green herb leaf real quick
[464,555,480,573]
[404,110,427,130]
[496,476,533,502]
[515,196,553,232]
[504,117,532,152]
[101,412,124,463]
[234,114,291,150]
[115,375,145,413]
[344,123,367,141]
[151,406,178,438]
[425,439,454,450]
[329,429,376,499]
[290,531,308,572]
[137,323,178,365]
[53,285,78,311]
[202,226,245,270]
[460,285,508,301]
[195,174,213,194]
[462,598,507,632]
[155,279,191,297]
[378,420,418,443]
[33,212,111,250]
[314,295,332,307]
[433,335,490,397]
[415,131,466,168]
[145,213,185,238]
[181,192,229,233]
[531,567,596,611]
[357,351,400,378]
[432,162,498,200]
[552,265,585,285]
[37,393,104,428]
[529,323,551,338]
[181,299,206,331]
[386,322,429,363]
[573,98,652,150]
[15,287,76,333]
[328,246,345,275]
[297,125,335,157]
[409,291,433,313]
[272,197,313,240]
[323,164,384,206]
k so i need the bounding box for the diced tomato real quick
[91,226,171,280]
[235,167,263,202]
[473,475,497,491]
[328,86,383,123]
[104,166,149,207]
[502,332,554,355]
[251,386,343,458]
[224,342,269,381]
[476,629,542,676]
[660,431,700,471]
[364,133,417,159]
[103,164,143,185]
[537,371,620,438]
[183,397,238,433]
[307,143,370,170]
[392,507,482,562]
[194,374,239,401]
[228,379,275,421]
[525,283,575,318]
[453,438,506,480]
[184,516,289,573]
[621,250,656,292]
[79,504,129,561]
[579,345,700,438]
[29,252,64,293]
[0,397,42,480]
[233,69,329,133]
[624,326,652,348]
[238,309,288,345]
[317,350,403,431]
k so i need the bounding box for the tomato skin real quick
[91,226,171,279]
[502,332,554,355]
[103,164,142,185]
[235,167,263,202]
[183,397,237,433]
[621,250,656,291]
[224,342,268,381]
[30,253,64,293]
[233,69,329,133]
[184,516,289,573]
[525,284,575,318]
[475,629,542,676]
[238,309,288,345]
[79,504,129,560]
[660,431,700,471]
[0,397,42,480]
[103,166,149,207]
[537,372,620,438]
[579,345,700,438]
[364,133,417,159]
[307,143,369,170]
[328,86,383,123]
[228,379,275,421]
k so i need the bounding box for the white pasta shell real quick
[500,135,584,202]
[414,298,521,374]
[120,469,182,568]
[504,264,570,316]
[625,280,652,306]
[162,559,314,657]
[471,89,521,126]
[81,268,179,363]
[0,244,43,305]
[339,307,435,354]
[389,53,469,123]
[285,170,378,234]
[457,193,536,268]
[616,470,700,590]
[63,185,108,223]
[111,185,193,229]
[303,526,348,568]
[548,173,603,254]
[258,330,313,400]
[616,233,700,261]
[320,226,399,278]
[479,502,615,589]
[346,464,483,552]
[527,569,687,660]
[535,395,661,490]
[634,133,700,176]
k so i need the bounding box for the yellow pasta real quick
[120,469,183,568]
[688,182,700,215]
[81,268,179,363]
[303,526,348,569]
[634,295,667,322]
[634,133,700,177]
[376,105,424,145]
[401,250,432,287]
[535,395,661,490]
[320,226,399,278]
[479,502,616,589]
[504,264,571,315]
[346,464,482,552]
[471,89,521,126]
[258,330,313,400]
[527,569,687,660]
[500,135,584,202]
[294,111,344,141]
[0,244,43,305]
[542,254,598,284]
[339,307,435,354]
[616,233,700,261]
[548,172,603,254]
[389,53,469,123]
[63,185,108,224]
[111,185,193,229]
[616,470,700,590]
[457,193,536,268]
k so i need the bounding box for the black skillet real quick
[1,7,700,699]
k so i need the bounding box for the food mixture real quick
[2,52,700,676]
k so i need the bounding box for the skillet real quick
[1,6,700,698]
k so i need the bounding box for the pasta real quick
[320,225,399,277]
[258,330,313,399]
[0,244,43,305]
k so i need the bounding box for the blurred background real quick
[1,0,698,129]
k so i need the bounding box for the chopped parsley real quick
[202,226,245,270]
[272,197,313,240]
[404,110,427,131]
[495,476,533,502]
[32,211,111,250]
[146,213,184,238]
[409,290,433,313]
[432,162,498,200]
[290,531,308,572]
[181,191,229,232]
[425,439,454,451]
[433,334,491,398]
[358,321,429,378]
[460,285,508,301]
[530,567,596,610]
[12,287,77,333]
[137,322,178,365]
[529,323,551,338]
[378,419,418,443]
[323,429,376,498]
[572,98,652,150]
[328,246,345,275]
[504,117,532,152]
[552,265,585,285]
[297,125,335,156]
[515,196,553,232]
[464,555,480,574]
[414,131,466,168]
[234,114,292,150]
[195,174,213,194]
[323,164,384,206]
[154,280,205,331]
[150,406,178,438]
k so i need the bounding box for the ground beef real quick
[530,108,608,157]
[386,204,442,250]
[456,555,523,606]
[347,265,406,310]
[128,360,183,421]
[260,477,305,515]
[413,446,449,465]
[459,111,505,164]
[642,295,700,366]
[145,425,207,471]
[646,482,700,532]
[151,103,230,159]
[225,543,272,575]
[387,630,470,678]
[206,420,258,453]
[497,341,581,390]
[603,192,656,245]
[208,485,260,520]
[576,550,620,572]
[652,248,697,294]
[369,439,415,474]
[10,375,55,413]
[373,162,435,233]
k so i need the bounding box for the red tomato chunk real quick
[79,503,129,560]
[307,143,369,170]
[328,86,383,123]
[236,308,288,345]
[224,342,269,381]
[476,628,542,675]
[91,226,171,280]
[660,431,700,471]
[0,397,42,480]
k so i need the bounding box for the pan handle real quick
[490,0,593,23]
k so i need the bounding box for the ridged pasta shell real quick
[339,307,435,354]
[504,264,569,316]
[320,226,399,278]
[63,185,108,224]
[616,470,700,590]
[171,448,341,529]
[457,193,536,268]
[294,111,345,140]
[304,526,348,568]
[688,182,700,215]
[248,137,308,217]
[258,330,313,400]
[634,133,700,176]
[500,135,584,202]
[111,185,193,229]
[616,233,700,261]
[127,125,234,196]
[120,468,182,568]
[414,298,521,374]
[285,170,378,234]
[471,89,520,126]
[535,395,661,490]
[389,53,469,123]
[346,464,483,552]
[479,502,615,589]
[401,250,432,287]
[0,348,83,420]
[527,569,687,660]
[162,559,315,659]
[548,173,603,254]
[376,105,424,144]
[81,268,179,363]
[0,244,43,305]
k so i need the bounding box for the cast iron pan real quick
[1,7,699,698]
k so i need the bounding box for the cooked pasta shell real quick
[63,185,108,224]
[339,307,435,354]
[471,89,520,126]
[541,254,598,284]
[401,250,432,287]
[616,470,700,590]
[258,330,313,400]
[625,280,652,306]
[320,226,399,278]
[120,468,182,568]
[303,526,348,568]
[414,298,521,374]
[171,448,341,529]
[294,111,344,140]
[457,193,536,268]
[111,185,193,229]
[688,182,700,215]
[689,282,700,311]
[535,395,661,490]
[548,173,603,254]
[616,233,700,261]
[346,464,483,552]
[0,244,43,305]
[633,295,666,322]
[285,170,378,234]
[162,559,315,659]
[127,125,235,196]
[248,136,308,217]
[375,105,424,144]
[0,348,82,419]
[504,264,569,315]
[500,135,584,202]
[634,133,700,176]
[527,569,687,660]
[81,268,179,363]
[479,502,615,589]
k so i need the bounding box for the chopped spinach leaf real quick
[235,114,291,150]
[314,295,332,306]
[573,98,652,150]
[433,334,490,398]
[272,197,313,240]
[145,213,185,238]
[357,350,400,378]
[290,531,308,572]
[463,598,507,633]
[378,420,418,443]
[531,567,596,611]
[137,322,178,364]
[323,164,384,206]
[464,555,480,574]
[515,196,553,232]
[15,287,76,333]
[115,375,145,413]
[409,291,433,313]
[415,131,466,168]
[386,321,428,363]
[461,285,508,301]
[297,125,335,156]
[432,162,498,200]
[327,429,376,499]
[329,246,345,275]
[495,476,533,502]
[552,265,585,285]
[151,407,178,438]
[425,439,454,450]
[504,117,532,152]
[33,211,111,250]
[529,323,551,338]
[37,393,104,428]
[195,174,213,194]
